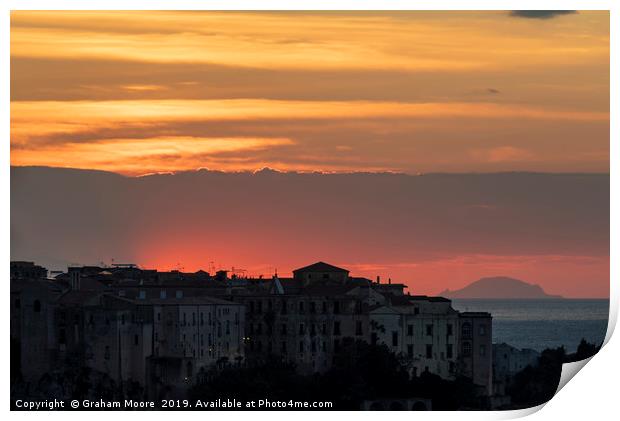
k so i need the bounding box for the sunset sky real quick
[11,10,609,174]
[10,11,610,297]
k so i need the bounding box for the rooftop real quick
[292,261,349,274]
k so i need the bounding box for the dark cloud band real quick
[510,11,577,19]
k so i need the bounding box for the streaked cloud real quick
[10,11,609,174]
[510,11,577,19]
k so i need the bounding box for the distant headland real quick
[440,276,563,299]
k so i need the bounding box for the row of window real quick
[153,342,236,358]
[128,290,184,299]
[407,323,453,337]
[462,342,487,357]
[249,320,363,336]
[247,299,362,315]
[461,322,487,337]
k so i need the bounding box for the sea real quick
[451,299,610,353]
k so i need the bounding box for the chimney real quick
[376,275,381,284]
[388,277,392,285]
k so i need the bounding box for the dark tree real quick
[507,346,566,408]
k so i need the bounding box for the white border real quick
[2,1,616,419]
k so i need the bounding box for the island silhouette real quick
[439,276,563,299]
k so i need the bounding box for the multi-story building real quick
[229,261,493,394]
[458,312,493,395]
[492,342,539,396]
[10,267,65,383]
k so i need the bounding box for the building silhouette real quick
[10,260,492,399]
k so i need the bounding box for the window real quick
[463,341,472,356]
[407,344,414,357]
[447,344,453,359]
[414,307,420,315]
[333,301,340,314]
[118,290,126,297]
[392,331,399,347]
[355,301,363,314]
[322,302,327,314]
[311,324,316,336]
[333,321,341,335]
[257,301,263,314]
[157,312,161,322]
[479,325,486,336]
[322,323,327,335]
[134,335,139,346]
[249,301,255,313]
[299,323,305,335]
[200,312,204,326]
[138,290,146,300]
[426,324,433,336]
[407,324,414,336]
[104,346,110,360]
[160,290,167,299]
[59,328,66,345]
[176,290,183,299]
[281,341,287,354]
[371,332,378,345]
[356,321,363,336]
[226,320,230,335]
[447,324,453,336]
[299,341,304,353]
[462,322,472,338]
[33,300,41,313]
[299,301,305,314]
[281,324,287,335]
[310,302,316,314]
[192,313,196,326]
[479,345,486,357]
[281,300,287,315]
[426,344,433,359]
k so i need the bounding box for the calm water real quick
[451,299,609,352]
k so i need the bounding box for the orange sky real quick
[9,11,610,297]
[11,10,609,175]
